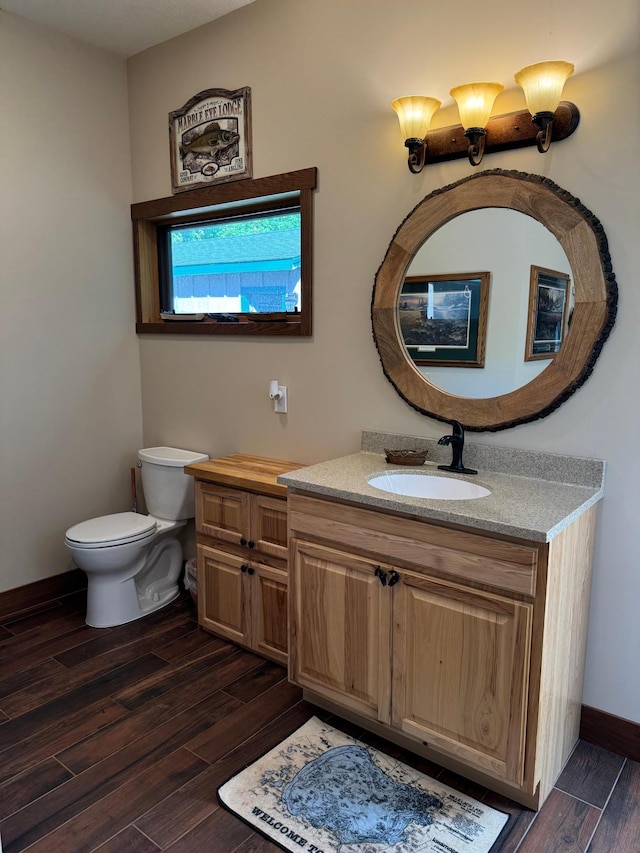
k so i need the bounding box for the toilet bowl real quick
[65,447,208,628]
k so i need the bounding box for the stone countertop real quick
[277,451,605,543]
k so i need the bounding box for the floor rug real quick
[218,716,509,853]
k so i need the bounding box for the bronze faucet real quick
[437,421,477,475]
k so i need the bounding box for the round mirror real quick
[372,170,617,431]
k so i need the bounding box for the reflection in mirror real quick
[400,272,490,369]
[524,265,573,361]
[404,209,572,398]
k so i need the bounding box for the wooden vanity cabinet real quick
[185,455,302,666]
[197,483,289,560]
[288,491,597,809]
[391,568,532,786]
[290,540,393,724]
[197,541,288,664]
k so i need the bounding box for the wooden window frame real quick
[131,168,317,336]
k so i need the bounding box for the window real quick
[160,209,302,317]
[131,168,316,335]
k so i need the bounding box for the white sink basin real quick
[368,473,491,501]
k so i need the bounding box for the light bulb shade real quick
[449,82,504,130]
[514,60,574,116]
[391,96,441,140]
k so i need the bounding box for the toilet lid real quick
[65,512,157,547]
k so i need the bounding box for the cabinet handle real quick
[374,567,387,586]
[388,570,400,587]
[239,537,247,547]
[241,564,248,573]
[248,540,255,549]
[247,566,255,576]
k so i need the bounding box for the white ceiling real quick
[1,0,256,57]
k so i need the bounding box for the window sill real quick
[136,317,309,335]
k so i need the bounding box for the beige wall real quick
[127,0,640,723]
[0,12,143,590]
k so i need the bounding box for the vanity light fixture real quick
[449,81,504,166]
[391,96,442,173]
[392,60,579,172]
[514,60,575,152]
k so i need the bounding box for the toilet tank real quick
[138,447,209,521]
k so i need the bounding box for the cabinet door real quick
[250,494,289,561]
[196,483,250,547]
[392,571,532,784]
[197,544,250,647]
[289,540,392,723]
[252,563,288,666]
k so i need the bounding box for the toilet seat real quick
[65,512,157,549]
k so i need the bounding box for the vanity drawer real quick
[195,482,250,545]
[288,493,538,598]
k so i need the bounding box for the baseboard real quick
[580,704,640,762]
[0,569,87,620]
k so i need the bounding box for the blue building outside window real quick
[168,212,301,314]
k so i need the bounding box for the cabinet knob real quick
[240,537,247,547]
[374,567,388,586]
[248,540,255,549]
[388,570,400,587]
[247,566,255,576]
[241,564,248,573]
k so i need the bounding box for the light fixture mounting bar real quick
[420,101,579,164]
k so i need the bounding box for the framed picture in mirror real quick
[398,272,490,367]
[525,266,572,361]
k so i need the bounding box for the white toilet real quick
[65,446,208,628]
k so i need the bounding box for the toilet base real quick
[85,536,184,628]
[86,581,181,628]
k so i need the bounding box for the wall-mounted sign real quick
[169,87,252,194]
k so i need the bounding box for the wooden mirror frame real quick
[372,169,618,431]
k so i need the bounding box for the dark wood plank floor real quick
[0,589,637,852]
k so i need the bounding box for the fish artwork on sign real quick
[180,120,240,176]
